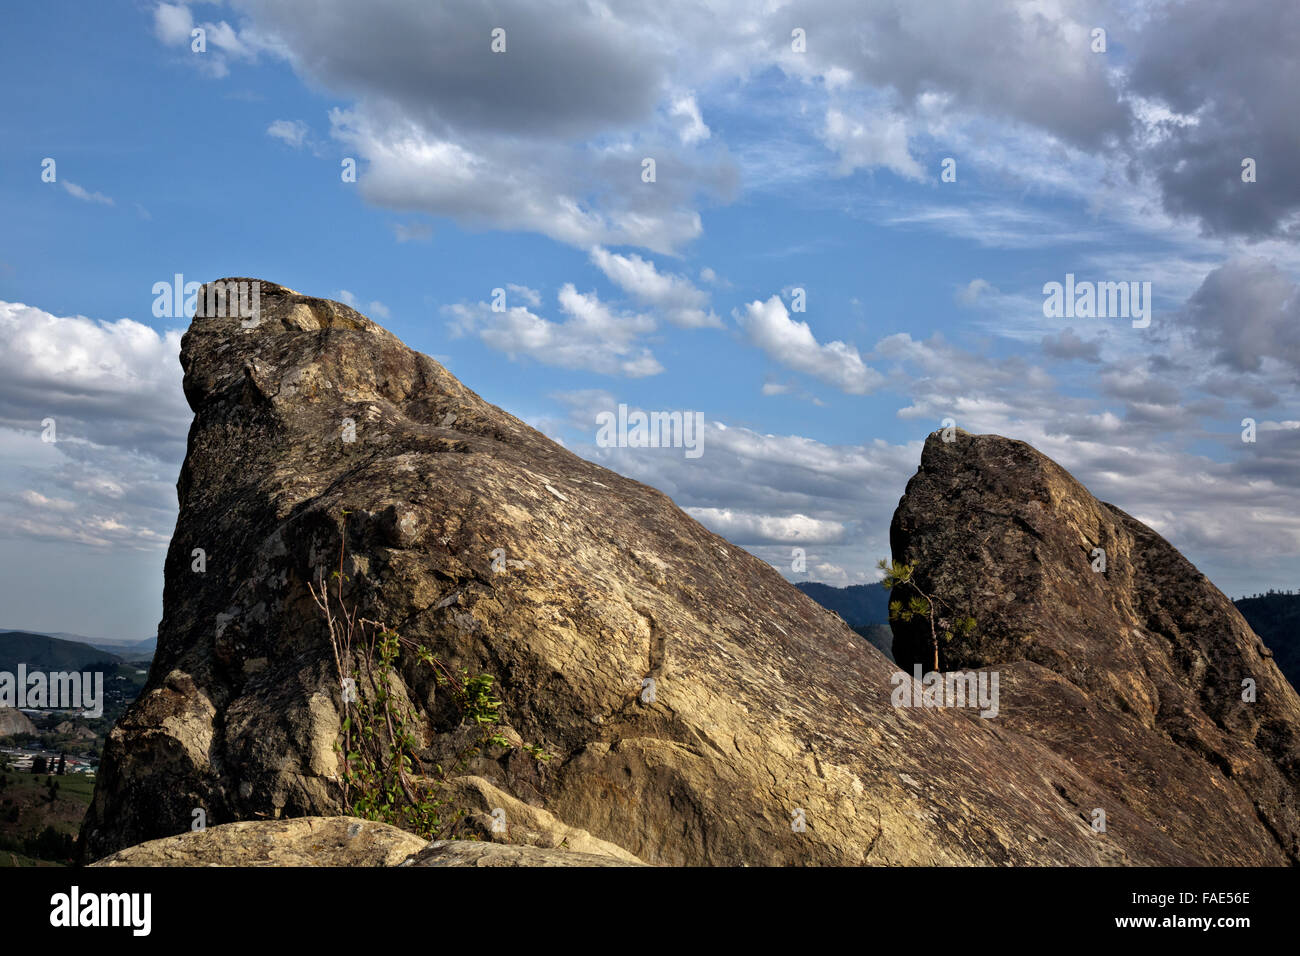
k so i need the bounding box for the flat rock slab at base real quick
[89,816,642,867]
[403,840,644,867]
[90,816,427,867]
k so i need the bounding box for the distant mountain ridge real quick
[792,582,891,628]
[88,638,156,660]
[793,583,895,662]
[1235,593,1299,692]
[0,631,123,671]
[0,629,155,662]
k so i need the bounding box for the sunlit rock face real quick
[80,282,1299,866]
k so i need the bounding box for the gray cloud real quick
[1182,257,1300,374]
[789,0,1129,150]
[1042,326,1104,363]
[1129,0,1300,239]
[240,0,668,139]
[212,0,1300,248]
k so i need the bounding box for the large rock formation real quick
[890,429,1300,863]
[81,280,1299,865]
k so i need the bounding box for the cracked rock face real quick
[80,281,1298,865]
[890,429,1300,864]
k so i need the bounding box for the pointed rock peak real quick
[889,429,1300,863]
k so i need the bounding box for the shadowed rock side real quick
[80,280,1296,865]
[890,430,1300,864]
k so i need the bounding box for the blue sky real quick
[1,0,1298,641]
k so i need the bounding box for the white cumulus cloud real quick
[736,296,882,394]
[589,246,720,328]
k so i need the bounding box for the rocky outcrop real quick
[0,707,36,737]
[90,816,427,866]
[890,429,1300,864]
[80,281,1300,866]
[54,720,98,740]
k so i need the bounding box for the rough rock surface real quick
[440,775,645,862]
[0,707,37,736]
[403,840,641,867]
[89,816,636,867]
[890,429,1300,864]
[90,816,426,866]
[80,281,1299,866]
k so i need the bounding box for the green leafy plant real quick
[461,672,503,725]
[878,558,977,673]
[310,514,548,840]
[521,742,553,762]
